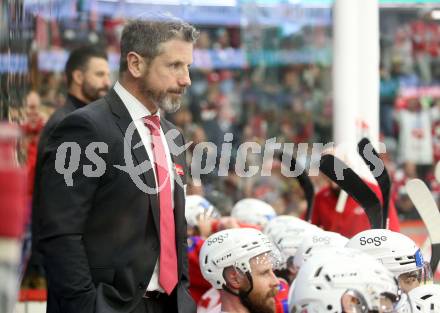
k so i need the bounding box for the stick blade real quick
[406,179,440,244]
[357,137,391,228]
[405,179,440,272]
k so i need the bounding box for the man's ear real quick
[223,267,242,290]
[341,292,361,313]
[72,69,84,86]
[127,52,146,78]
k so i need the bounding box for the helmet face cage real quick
[231,251,282,278]
[397,250,433,293]
[341,278,403,313]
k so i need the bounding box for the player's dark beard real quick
[239,288,277,313]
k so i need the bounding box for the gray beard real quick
[139,82,182,113]
[157,94,181,113]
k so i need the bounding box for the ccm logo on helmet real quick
[359,236,387,246]
[214,253,232,264]
[207,233,229,246]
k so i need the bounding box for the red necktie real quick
[143,115,178,294]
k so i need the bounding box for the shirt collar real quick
[113,81,160,121]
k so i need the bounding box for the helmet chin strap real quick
[223,272,254,299]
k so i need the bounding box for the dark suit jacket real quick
[38,89,195,313]
[31,95,86,263]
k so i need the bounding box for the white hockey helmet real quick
[263,215,312,238]
[185,195,219,228]
[264,216,320,269]
[289,248,405,313]
[293,230,349,270]
[346,229,432,290]
[231,198,276,227]
[409,284,440,313]
[199,228,280,290]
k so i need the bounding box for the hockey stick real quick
[357,138,391,229]
[279,154,315,222]
[294,164,315,223]
[319,154,383,229]
[406,179,440,273]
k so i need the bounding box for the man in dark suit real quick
[38,19,199,313]
[28,46,110,285]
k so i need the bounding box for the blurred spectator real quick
[0,123,27,313]
[431,98,440,163]
[20,91,45,197]
[380,64,399,138]
[213,28,230,50]
[194,30,211,50]
[395,97,433,180]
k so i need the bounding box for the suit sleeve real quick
[31,117,61,256]
[38,112,103,313]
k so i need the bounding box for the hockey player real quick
[199,228,281,313]
[346,229,432,293]
[289,248,409,313]
[263,215,318,284]
[186,195,220,303]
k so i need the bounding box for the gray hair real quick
[119,19,199,73]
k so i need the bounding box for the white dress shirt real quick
[114,81,175,292]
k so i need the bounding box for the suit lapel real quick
[106,89,160,231]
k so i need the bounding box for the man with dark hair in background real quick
[27,45,110,291]
[38,19,198,313]
[40,45,111,146]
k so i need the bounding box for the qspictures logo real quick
[54,120,387,194]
